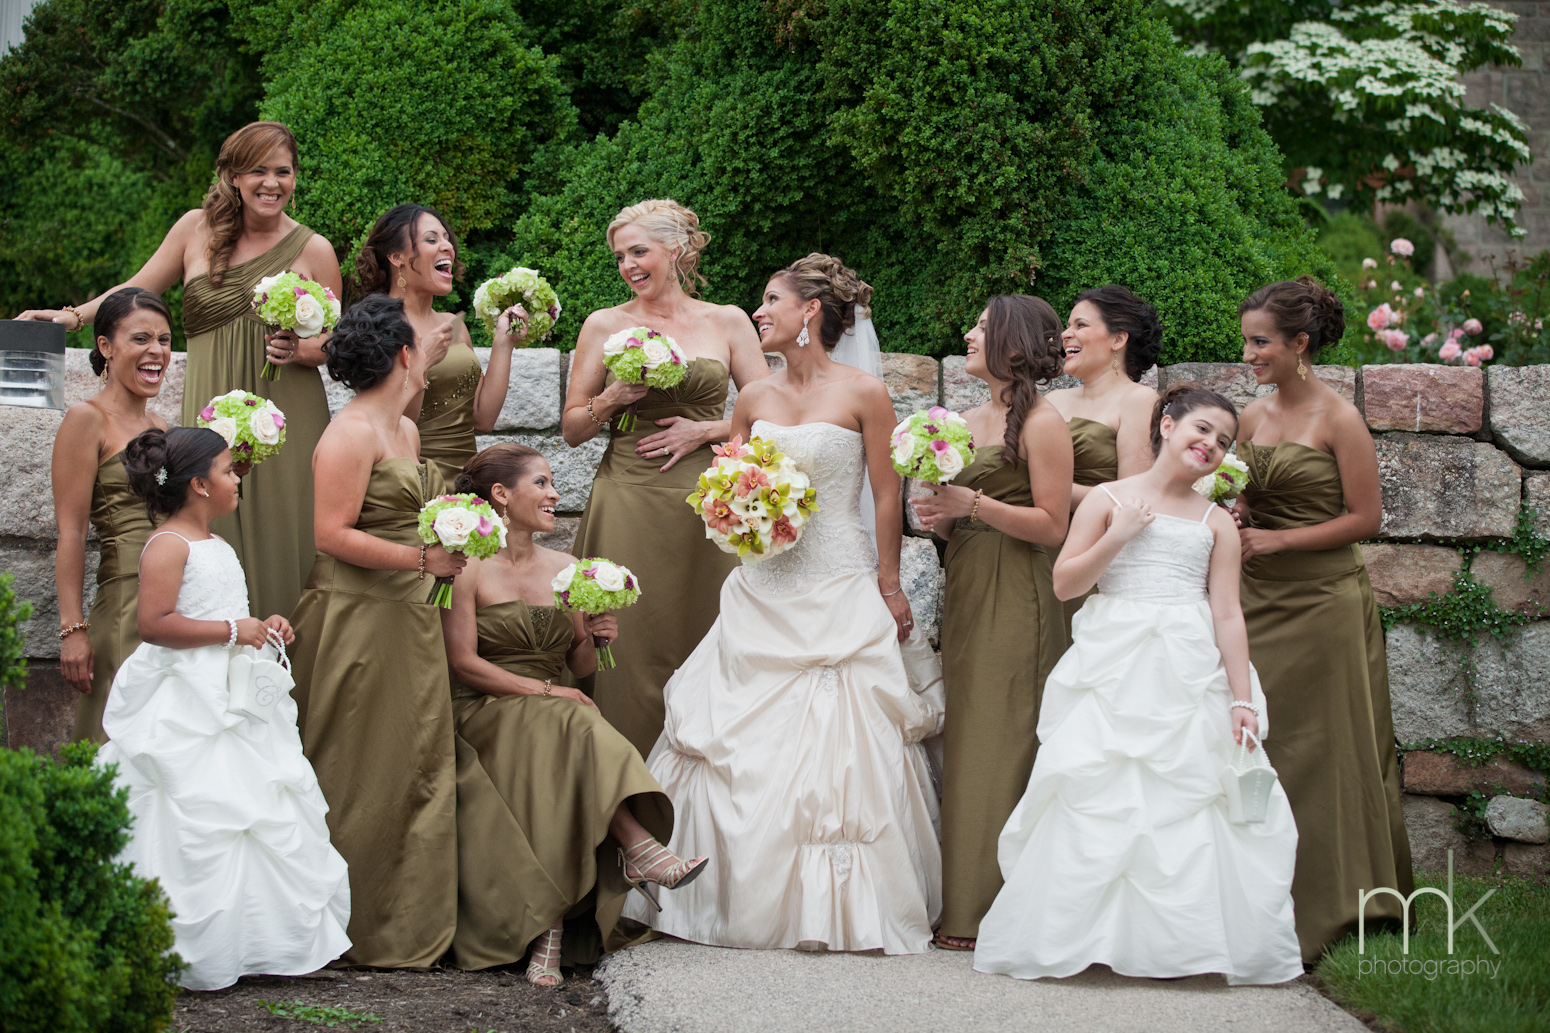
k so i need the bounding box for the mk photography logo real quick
[1355,850,1502,980]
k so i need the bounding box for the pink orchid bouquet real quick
[251,271,341,379]
[600,326,690,430]
[891,406,975,483]
[686,435,819,563]
[551,558,640,669]
[197,390,286,465]
[416,493,507,607]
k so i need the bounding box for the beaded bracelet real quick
[61,305,84,331]
[1230,700,1262,717]
[225,619,239,649]
[58,620,90,640]
[417,545,427,582]
[586,396,607,426]
[541,679,554,696]
[969,489,984,521]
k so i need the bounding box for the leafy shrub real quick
[0,572,32,697]
[0,744,181,1032]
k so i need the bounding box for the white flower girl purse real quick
[227,628,293,723]
[1220,729,1278,824]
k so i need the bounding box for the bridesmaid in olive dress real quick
[911,295,1072,951]
[564,199,768,756]
[1043,286,1161,638]
[19,121,340,621]
[289,295,467,968]
[443,444,707,985]
[47,289,171,743]
[352,204,530,484]
[1234,277,1412,963]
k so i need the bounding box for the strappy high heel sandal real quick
[525,920,563,987]
[619,838,709,912]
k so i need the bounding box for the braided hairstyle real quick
[983,295,1063,463]
[1238,276,1346,358]
[1149,382,1239,456]
[123,427,229,519]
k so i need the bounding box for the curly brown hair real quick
[984,295,1063,463]
[200,122,299,288]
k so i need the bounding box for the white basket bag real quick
[226,628,294,722]
[1220,728,1278,824]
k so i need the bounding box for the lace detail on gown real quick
[742,421,877,593]
[1097,517,1213,604]
[163,537,252,620]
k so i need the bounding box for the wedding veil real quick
[830,306,882,544]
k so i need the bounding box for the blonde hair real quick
[779,253,873,349]
[606,199,710,296]
[201,122,299,287]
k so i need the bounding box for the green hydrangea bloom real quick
[472,266,561,343]
[196,390,287,466]
[890,407,976,484]
[416,493,506,606]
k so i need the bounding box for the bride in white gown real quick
[622,254,943,954]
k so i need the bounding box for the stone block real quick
[2,663,77,756]
[0,538,100,659]
[1484,795,1550,844]
[476,431,605,514]
[1472,622,1550,740]
[1361,543,1462,606]
[1526,472,1550,538]
[482,347,562,431]
[1373,433,1521,538]
[1502,842,1550,881]
[1470,550,1550,614]
[1312,365,1358,405]
[534,515,580,556]
[64,347,185,426]
[0,407,67,539]
[1158,363,1261,410]
[1361,364,1484,433]
[1402,750,1547,797]
[900,535,944,646]
[1037,373,1082,395]
[940,356,990,412]
[1488,365,1550,466]
[880,353,938,422]
[1401,794,1499,877]
[1386,624,1474,741]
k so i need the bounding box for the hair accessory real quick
[1230,699,1262,717]
[797,319,810,348]
[155,467,168,485]
[58,620,90,641]
[225,619,239,649]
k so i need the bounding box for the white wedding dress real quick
[623,420,944,953]
[98,532,351,990]
[973,495,1302,985]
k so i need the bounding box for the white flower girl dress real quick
[98,531,350,990]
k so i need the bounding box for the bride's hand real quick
[909,483,975,523]
[637,416,706,471]
[1105,498,1153,542]
[1231,707,1260,749]
[884,589,914,642]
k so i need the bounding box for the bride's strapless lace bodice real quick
[743,421,878,593]
[153,534,252,621]
[1097,516,1214,604]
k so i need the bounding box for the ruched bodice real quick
[161,536,251,620]
[1097,514,1214,604]
[453,601,572,710]
[1240,441,1344,529]
[1069,417,1119,486]
[418,335,482,483]
[305,458,441,600]
[597,358,730,487]
[183,226,313,337]
[92,452,156,583]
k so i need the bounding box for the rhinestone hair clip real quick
[155,467,168,485]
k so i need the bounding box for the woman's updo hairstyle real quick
[1074,285,1164,381]
[984,295,1063,462]
[779,253,874,351]
[1149,382,1239,456]
[607,199,710,296]
[201,121,299,288]
[326,294,416,391]
[91,287,172,376]
[1238,276,1346,359]
[349,203,463,304]
[454,443,546,504]
[123,427,228,519]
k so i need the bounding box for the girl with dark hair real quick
[286,294,466,968]
[975,384,1300,986]
[99,425,350,991]
[19,120,343,620]
[440,443,704,984]
[1234,277,1412,963]
[909,295,1073,951]
[49,287,173,742]
[354,204,530,482]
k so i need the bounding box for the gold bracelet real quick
[61,305,83,332]
[969,489,984,521]
[586,396,607,426]
[58,620,90,640]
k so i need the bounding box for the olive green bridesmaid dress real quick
[451,600,672,970]
[573,359,741,756]
[182,224,330,621]
[73,452,156,744]
[937,447,1065,940]
[417,329,482,485]
[1239,441,1413,963]
[1061,417,1119,639]
[289,458,457,969]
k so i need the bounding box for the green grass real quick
[257,1000,382,1028]
[1317,870,1550,1033]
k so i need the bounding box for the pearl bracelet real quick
[969,489,984,521]
[586,396,607,426]
[1230,700,1261,717]
[225,619,239,649]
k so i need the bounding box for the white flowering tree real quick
[1164,0,1531,236]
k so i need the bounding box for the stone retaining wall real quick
[3,352,1547,874]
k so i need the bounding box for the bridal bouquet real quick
[472,266,561,343]
[552,558,640,669]
[600,327,690,430]
[416,494,507,607]
[891,406,975,483]
[1193,453,1251,505]
[197,390,286,465]
[251,272,341,379]
[687,435,819,563]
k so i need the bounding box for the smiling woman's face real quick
[613,222,677,299]
[231,143,296,218]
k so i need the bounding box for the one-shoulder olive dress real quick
[452,599,672,969]
[1239,441,1413,963]
[573,359,741,756]
[182,224,331,621]
[1061,417,1119,640]
[289,458,457,969]
[937,447,1065,940]
[417,331,483,486]
[72,452,157,743]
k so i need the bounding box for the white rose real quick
[640,340,671,369]
[222,388,247,401]
[936,445,965,480]
[432,507,481,548]
[892,432,917,468]
[591,562,626,592]
[945,411,968,426]
[207,417,237,446]
[551,562,578,593]
[254,273,284,297]
[602,329,631,357]
[326,296,341,323]
[292,293,327,337]
[1192,474,1216,499]
[249,408,282,445]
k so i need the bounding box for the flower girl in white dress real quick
[98,427,350,990]
[974,384,1301,986]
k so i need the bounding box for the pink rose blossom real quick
[1478,345,1494,360]
[1390,238,1415,257]
[1421,333,1438,347]
[1383,329,1409,351]
[1448,327,1465,341]
[1463,348,1482,366]
[1414,287,1425,298]
[1390,281,1403,292]
[1439,340,1462,361]
[1362,258,1378,270]
[1367,304,1394,332]
[1463,318,1484,335]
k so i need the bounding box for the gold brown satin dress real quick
[182,224,331,620]
[289,458,457,969]
[417,331,482,485]
[572,358,741,756]
[1061,417,1119,639]
[72,452,156,743]
[1239,441,1413,963]
[451,600,671,969]
[937,447,1064,940]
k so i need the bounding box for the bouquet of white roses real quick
[196,390,287,466]
[551,558,640,669]
[416,493,507,607]
[472,266,561,343]
[1193,453,1251,505]
[251,271,341,380]
[600,326,690,430]
[686,435,819,564]
[891,406,975,483]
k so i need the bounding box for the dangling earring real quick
[1296,356,1308,381]
[98,356,108,381]
[797,319,810,348]
[1111,353,1122,375]
[398,275,407,289]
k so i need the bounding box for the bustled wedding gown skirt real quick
[973,504,1302,986]
[99,534,350,990]
[624,420,944,954]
